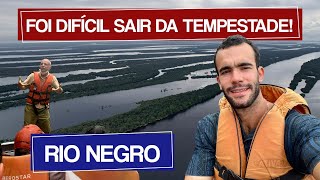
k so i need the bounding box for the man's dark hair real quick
[213,34,260,75]
[86,125,107,134]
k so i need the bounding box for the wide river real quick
[0,51,320,180]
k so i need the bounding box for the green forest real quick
[52,84,221,134]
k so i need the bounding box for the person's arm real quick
[18,74,33,90]
[51,76,63,94]
[285,110,320,179]
[313,162,320,179]
[184,114,218,180]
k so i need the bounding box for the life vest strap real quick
[274,169,305,180]
[27,96,49,102]
[214,158,246,180]
[28,91,50,95]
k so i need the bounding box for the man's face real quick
[39,59,51,73]
[216,43,264,109]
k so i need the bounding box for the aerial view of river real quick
[0,42,319,180]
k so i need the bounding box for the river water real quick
[0,78,214,139]
[0,51,320,180]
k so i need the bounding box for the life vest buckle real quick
[218,166,243,180]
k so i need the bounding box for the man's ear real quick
[216,76,222,90]
[258,66,264,83]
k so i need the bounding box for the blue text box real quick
[31,131,174,171]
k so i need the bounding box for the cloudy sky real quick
[1,0,319,42]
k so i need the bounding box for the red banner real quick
[18,8,302,41]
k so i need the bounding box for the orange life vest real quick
[2,154,49,180]
[26,72,53,105]
[214,85,315,179]
[73,170,139,180]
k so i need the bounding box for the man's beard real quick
[39,69,49,74]
[222,81,260,109]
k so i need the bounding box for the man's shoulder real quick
[286,109,319,122]
[197,112,220,130]
[28,72,35,77]
[284,109,320,174]
[49,74,58,80]
[285,109,320,130]
[49,73,57,78]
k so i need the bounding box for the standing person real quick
[185,35,320,179]
[18,58,63,133]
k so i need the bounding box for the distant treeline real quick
[289,57,320,97]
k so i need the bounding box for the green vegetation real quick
[1,45,319,111]
[52,83,221,134]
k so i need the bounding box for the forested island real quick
[289,57,320,97]
[52,84,221,134]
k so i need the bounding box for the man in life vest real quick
[18,58,63,133]
[185,35,320,180]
